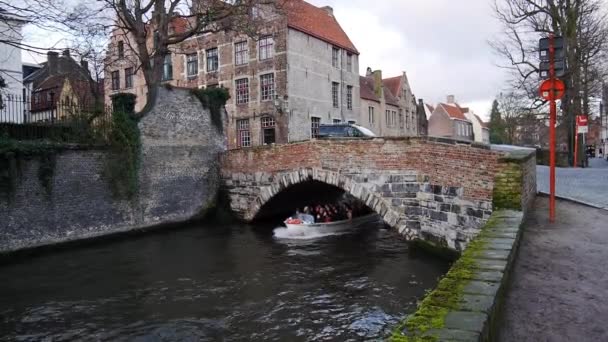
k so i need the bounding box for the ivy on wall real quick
[0,137,60,201]
[104,94,141,200]
[190,87,230,132]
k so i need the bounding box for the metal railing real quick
[0,93,112,145]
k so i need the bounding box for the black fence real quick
[0,94,112,145]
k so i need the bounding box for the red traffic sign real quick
[539,79,565,101]
[576,115,588,126]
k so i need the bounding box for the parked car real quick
[317,124,376,138]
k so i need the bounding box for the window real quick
[332,82,339,108]
[311,117,321,138]
[333,119,342,124]
[261,116,276,145]
[235,41,249,65]
[348,120,356,124]
[392,111,397,128]
[347,53,352,72]
[111,70,120,90]
[162,54,173,81]
[346,85,353,110]
[399,109,404,129]
[117,41,124,58]
[368,107,375,124]
[260,73,275,101]
[386,110,391,127]
[206,48,218,72]
[405,110,410,129]
[187,53,198,77]
[125,67,133,89]
[237,119,251,147]
[259,35,274,60]
[235,78,249,104]
[332,47,339,68]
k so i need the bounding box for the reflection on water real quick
[0,219,448,341]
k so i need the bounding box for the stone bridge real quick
[220,137,536,251]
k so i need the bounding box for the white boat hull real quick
[283,213,379,231]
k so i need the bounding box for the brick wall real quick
[0,88,225,253]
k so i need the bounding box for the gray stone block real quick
[443,311,488,333]
[462,280,500,297]
[458,294,496,314]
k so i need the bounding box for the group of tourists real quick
[288,202,369,224]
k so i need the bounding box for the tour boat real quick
[283,213,379,231]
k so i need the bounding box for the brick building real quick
[359,68,419,137]
[104,0,362,150]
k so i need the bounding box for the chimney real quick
[366,67,373,77]
[47,51,59,75]
[418,99,424,106]
[447,95,455,104]
[321,6,333,15]
[62,49,70,58]
[373,70,383,98]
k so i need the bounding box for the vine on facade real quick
[190,87,230,132]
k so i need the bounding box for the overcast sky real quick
[21,0,507,119]
[308,0,507,119]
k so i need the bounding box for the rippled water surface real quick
[0,220,448,341]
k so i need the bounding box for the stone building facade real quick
[359,68,418,137]
[104,0,361,150]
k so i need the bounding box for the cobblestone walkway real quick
[498,198,608,341]
[537,157,608,209]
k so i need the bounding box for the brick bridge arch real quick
[220,138,535,251]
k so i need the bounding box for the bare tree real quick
[2,0,283,116]
[490,0,608,162]
[98,0,282,116]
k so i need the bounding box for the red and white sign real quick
[576,115,589,134]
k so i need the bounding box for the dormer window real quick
[118,41,124,58]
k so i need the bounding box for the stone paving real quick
[537,157,608,209]
[498,198,608,341]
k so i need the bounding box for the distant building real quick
[428,95,474,141]
[23,50,102,122]
[358,68,418,137]
[104,0,362,150]
[464,111,490,144]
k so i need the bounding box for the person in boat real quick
[298,207,315,224]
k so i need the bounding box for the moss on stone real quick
[389,214,505,341]
[492,163,523,211]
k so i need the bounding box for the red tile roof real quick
[384,86,399,106]
[360,76,380,102]
[383,76,401,98]
[285,0,359,54]
[438,103,469,121]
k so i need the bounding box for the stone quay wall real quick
[221,138,536,251]
[0,88,225,253]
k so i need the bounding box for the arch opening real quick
[252,179,374,223]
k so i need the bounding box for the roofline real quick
[361,96,380,103]
[287,25,359,55]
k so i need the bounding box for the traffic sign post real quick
[539,34,565,223]
[574,115,589,168]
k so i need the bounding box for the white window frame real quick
[235,41,249,66]
[235,78,249,104]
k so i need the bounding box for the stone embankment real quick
[0,88,224,254]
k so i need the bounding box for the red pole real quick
[549,34,556,223]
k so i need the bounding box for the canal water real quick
[0,219,448,341]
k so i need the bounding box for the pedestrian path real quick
[537,158,608,209]
[498,198,608,341]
